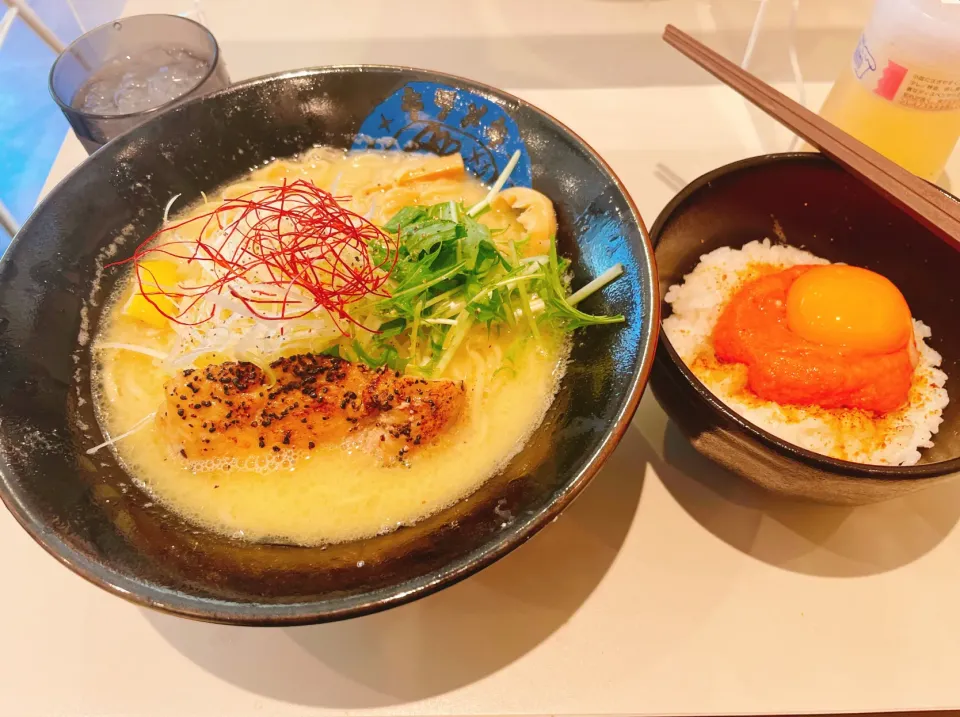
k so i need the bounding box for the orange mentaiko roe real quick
[711,266,915,414]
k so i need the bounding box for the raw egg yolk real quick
[785,265,912,354]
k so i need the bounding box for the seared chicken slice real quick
[156,354,466,462]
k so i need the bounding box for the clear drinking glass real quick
[49,14,230,154]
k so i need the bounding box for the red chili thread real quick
[107,179,399,332]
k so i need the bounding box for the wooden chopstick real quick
[662,24,960,250]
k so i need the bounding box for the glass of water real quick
[49,14,230,154]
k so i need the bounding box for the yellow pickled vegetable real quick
[395,154,465,185]
[122,260,178,328]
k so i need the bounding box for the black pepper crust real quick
[158,354,466,463]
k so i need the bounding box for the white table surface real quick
[6,1,960,715]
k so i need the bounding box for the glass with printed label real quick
[817,0,960,181]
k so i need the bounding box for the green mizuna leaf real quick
[342,200,624,372]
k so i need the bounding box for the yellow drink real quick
[819,65,960,181]
[814,0,960,182]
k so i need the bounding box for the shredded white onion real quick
[86,411,157,455]
[94,342,168,360]
[142,188,362,371]
[162,193,182,223]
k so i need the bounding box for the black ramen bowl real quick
[0,66,657,624]
[651,153,960,506]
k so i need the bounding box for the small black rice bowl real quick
[650,153,960,506]
[0,66,657,624]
